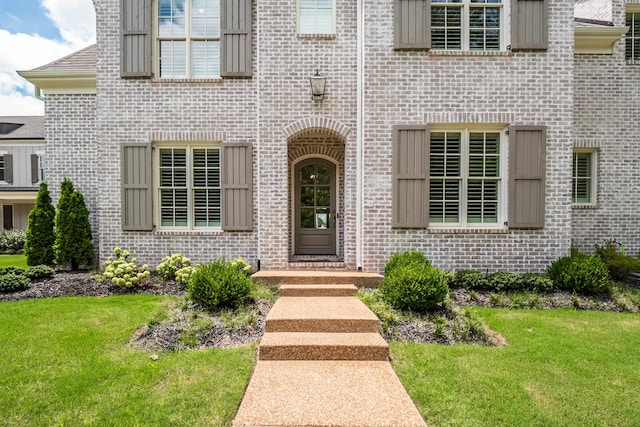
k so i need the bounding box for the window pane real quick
[300,186,314,206]
[159,0,186,36]
[316,188,330,206]
[192,0,220,37]
[316,208,330,229]
[572,153,592,203]
[192,40,220,78]
[431,6,462,50]
[300,208,315,228]
[315,9,333,33]
[160,41,187,78]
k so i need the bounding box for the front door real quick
[295,159,337,255]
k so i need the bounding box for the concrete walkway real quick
[233,281,427,427]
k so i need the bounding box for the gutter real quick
[356,0,364,271]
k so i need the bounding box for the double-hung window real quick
[431,0,503,51]
[429,130,503,226]
[298,0,334,34]
[572,150,596,205]
[157,145,221,229]
[627,12,640,61]
[157,0,220,78]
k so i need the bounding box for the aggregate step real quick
[279,284,357,297]
[232,360,427,427]
[265,296,381,333]
[252,270,383,288]
[259,332,389,361]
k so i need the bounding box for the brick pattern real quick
[41,0,637,274]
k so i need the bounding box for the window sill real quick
[154,229,223,236]
[297,33,336,40]
[625,59,640,65]
[151,77,224,84]
[428,50,512,57]
[572,203,598,210]
[427,227,509,234]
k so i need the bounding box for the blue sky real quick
[0,0,96,115]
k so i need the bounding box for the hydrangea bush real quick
[103,247,150,288]
[156,253,192,281]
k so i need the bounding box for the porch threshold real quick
[251,270,383,288]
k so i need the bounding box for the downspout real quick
[255,0,262,270]
[356,0,364,271]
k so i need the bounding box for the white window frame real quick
[572,149,598,207]
[428,127,507,228]
[297,0,336,35]
[154,0,221,79]
[430,0,507,52]
[626,8,640,62]
[153,142,222,231]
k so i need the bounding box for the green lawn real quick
[0,296,255,426]
[0,254,27,268]
[392,308,640,426]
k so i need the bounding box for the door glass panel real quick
[315,165,330,184]
[301,165,315,184]
[316,208,330,229]
[300,208,315,228]
[300,186,315,206]
[316,188,330,206]
[298,162,333,230]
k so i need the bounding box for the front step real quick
[252,270,383,288]
[279,284,357,297]
[260,332,389,361]
[265,297,380,333]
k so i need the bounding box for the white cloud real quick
[0,0,96,116]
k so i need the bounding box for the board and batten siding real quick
[392,125,429,228]
[394,0,430,50]
[221,143,253,231]
[121,143,153,231]
[511,0,548,50]
[0,145,44,188]
[508,126,547,229]
[120,0,152,78]
[220,0,253,77]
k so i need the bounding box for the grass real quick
[392,308,640,426]
[0,254,27,268]
[0,295,255,426]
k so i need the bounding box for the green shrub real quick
[24,182,55,266]
[548,253,610,294]
[187,259,254,310]
[54,178,94,270]
[384,250,431,276]
[602,254,640,281]
[103,247,150,288]
[0,273,30,292]
[24,265,55,282]
[517,273,554,292]
[0,266,26,276]
[488,271,520,292]
[175,266,195,283]
[0,229,26,254]
[454,270,489,289]
[594,240,622,262]
[156,253,192,281]
[380,263,449,312]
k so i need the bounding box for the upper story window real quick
[0,155,5,182]
[429,130,504,226]
[572,150,597,206]
[157,0,220,78]
[431,0,503,51]
[626,12,640,61]
[298,0,334,34]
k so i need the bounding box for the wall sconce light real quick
[309,69,327,101]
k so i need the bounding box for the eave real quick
[574,26,629,54]
[16,69,96,98]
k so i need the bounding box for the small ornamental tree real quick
[25,182,56,266]
[54,178,94,270]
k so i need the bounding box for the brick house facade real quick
[19,0,639,273]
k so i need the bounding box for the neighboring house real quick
[0,116,45,230]
[17,0,640,273]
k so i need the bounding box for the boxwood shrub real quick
[384,250,431,276]
[548,253,610,294]
[0,273,30,292]
[380,262,448,312]
[188,259,254,310]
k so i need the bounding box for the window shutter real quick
[392,125,429,228]
[221,0,253,77]
[511,0,548,51]
[121,0,152,78]
[121,144,153,231]
[4,155,12,184]
[222,143,253,230]
[394,0,431,50]
[508,126,546,229]
[31,154,39,184]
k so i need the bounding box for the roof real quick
[574,0,613,26]
[33,44,96,72]
[0,116,45,140]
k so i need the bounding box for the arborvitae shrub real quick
[187,259,254,310]
[25,182,56,266]
[54,179,94,270]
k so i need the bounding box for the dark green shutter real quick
[392,125,429,228]
[221,0,253,77]
[222,143,253,230]
[508,126,546,229]
[511,0,548,51]
[394,0,431,50]
[4,154,12,184]
[121,0,152,78]
[121,144,153,231]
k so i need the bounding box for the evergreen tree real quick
[24,182,56,266]
[54,178,94,270]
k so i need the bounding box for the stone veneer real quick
[40,0,638,273]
